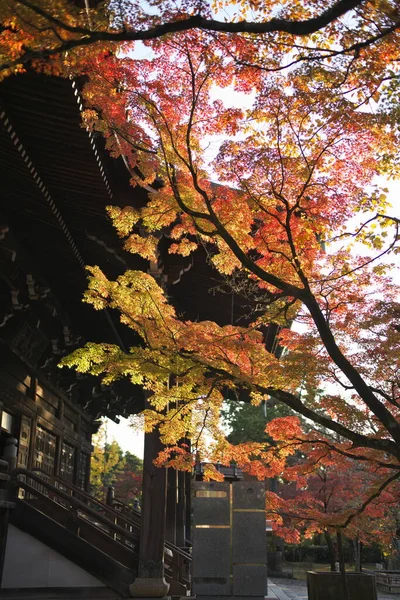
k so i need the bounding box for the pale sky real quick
[104,415,145,458]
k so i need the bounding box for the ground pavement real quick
[267,577,400,600]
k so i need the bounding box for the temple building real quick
[0,71,279,597]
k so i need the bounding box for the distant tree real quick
[265,420,400,566]
[90,422,142,504]
[113,455,143,506]
[222,394,307,445]
[90,424,122,498]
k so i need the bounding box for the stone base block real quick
[196,596,265,600]
[307,571,377,600]
[130,597,170,600]
[129,577,170,598]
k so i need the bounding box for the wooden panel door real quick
[17,415,31,469]
[60,441,75,484]
[77,452,89,491]
[34,424,56,476]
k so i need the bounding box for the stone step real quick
[0,588,123,600]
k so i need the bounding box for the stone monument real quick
[192,481,267,600]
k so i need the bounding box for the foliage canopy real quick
[2,0,400,540]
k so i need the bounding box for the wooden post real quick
[55,434,63,478]
[165,467,177,545]
[0,504,10,588]
[28,377,38,471]
[73,447,81,488]
[0,458,14,588]
[27,414,38,471]
[3,438,18,473]
[129,426,169,598]
[106,485,115,507]
[185,470,191,545]
[175,470,186,548]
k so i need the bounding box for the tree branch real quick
[1,0,375,74]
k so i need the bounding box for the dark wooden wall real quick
[0,346,91,490]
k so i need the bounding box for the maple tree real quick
[224,397,400,564]
[265,423,400,564]
[1,0,400,547]
[1,0,400,95]
[64,30,400,534]
[113,451,143,506]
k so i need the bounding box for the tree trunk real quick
[355,540,362,573]
[325,531,336,572]
[337,530,349,600]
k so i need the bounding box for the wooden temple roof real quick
[0,72,148,346]
[0,71,280,421]
[0,72,149,419]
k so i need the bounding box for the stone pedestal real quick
[129,576,170,598]
[307,571,377,600]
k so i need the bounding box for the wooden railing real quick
[108,494,142,525]
[12,468,191,594]
[30,468,141,532]
[375,571,400,593]
[109,493,192,554]
[14,468,139,568]
[1,459,15,587]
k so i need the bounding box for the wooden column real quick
[0,504,9,587]
[129,426,169,598]
[55,397,64,478]
[73,447,81,488]
[185,471,192,544]
[165,467,177,545]
[27,415,37,470]
[0,458,14,588]
[55,433,63,478]
[27,378,38,471]
[175,470,186,548]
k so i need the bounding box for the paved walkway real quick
[267,579,307,600]
[267,577,400,600]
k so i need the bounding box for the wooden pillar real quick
[185,471,192,544]
[73,447,81,488]
[0,504,10,587]
[84,453,90,492]
[0,458,14,588]
[129,426,169,598]
[0,404,7,586]
[27,414,37,471]
[27,378,38,471]
[55,397,64,478]
[55,434,63,478]
[165,467,177,545]
[175,470,186,548]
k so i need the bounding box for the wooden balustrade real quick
[1,458,15,586]
[12,468,191,593]
[29,467,141,533]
